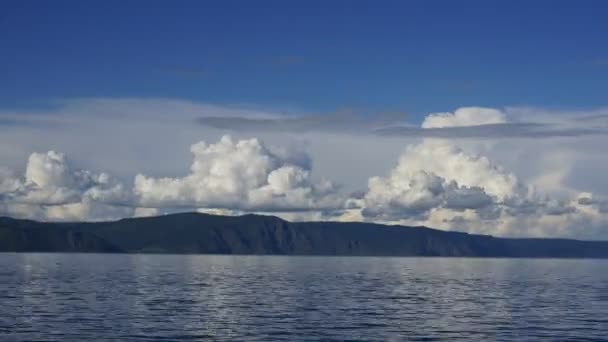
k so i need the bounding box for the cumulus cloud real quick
[362,168,494,220]
[0,133,606,238]
[14,151,130,206]
[2,99,608,239]
[421,107,507,128]
[358,138,587,225]
[0,167,19,194]
[377,106,607,138]
[0,151,134,221]
[0,136,346,221]
[356,108,608,239]
[360,140,522,221]
[134,135,345,211]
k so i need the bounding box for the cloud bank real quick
[355,108,608,238]
[2,100,608,239]
[357,138,596,237]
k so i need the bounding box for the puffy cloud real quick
[444,185,494,210]
[2,100,608,240]
[358,144,607,238]
[12,151,130,206]
[0,136,346,221]
[576,193,608,214]
[353,107,608,239]
[44,200,134,222]
[361,142,510,221]
[392,140,525,200]
[134,135,344,211]
[0,151,132,221]
[0,167,20,194]
[421,107,507,128]
[363,168,495,220]
[379,106,608,139]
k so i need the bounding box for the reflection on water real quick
[1,254,608,341]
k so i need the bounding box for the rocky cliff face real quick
[0,218,121,253]
[1,213,607,258]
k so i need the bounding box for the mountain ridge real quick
[1,212,607,258]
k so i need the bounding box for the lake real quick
[1,254,607,341]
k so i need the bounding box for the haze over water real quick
[1,254,607,341]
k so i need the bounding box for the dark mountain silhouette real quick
[1,213,607,258]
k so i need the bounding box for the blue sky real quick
[1,0,607,119]
[3,1,608,237]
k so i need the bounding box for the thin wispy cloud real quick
[374,122,607,139]
[196,111,608,139]
[196,110,407,134]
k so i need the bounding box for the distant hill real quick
[1,213,607,258]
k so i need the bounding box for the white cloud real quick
[14,151,130,206]
[421,107,507,128]
[134,135,345,211]
[363,168,495,220]
[360,137,521,222]
[44,200,134,222]
[0,167,20,194]
[2,99,608,239]
[0,150,132,221]
[356,107,608,239]
[196,104,608,138]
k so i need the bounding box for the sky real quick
[2,1,608,239]
[2,0,608,115]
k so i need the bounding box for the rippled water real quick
[1,254,608,341]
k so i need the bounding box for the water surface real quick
[1,254,607,341]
